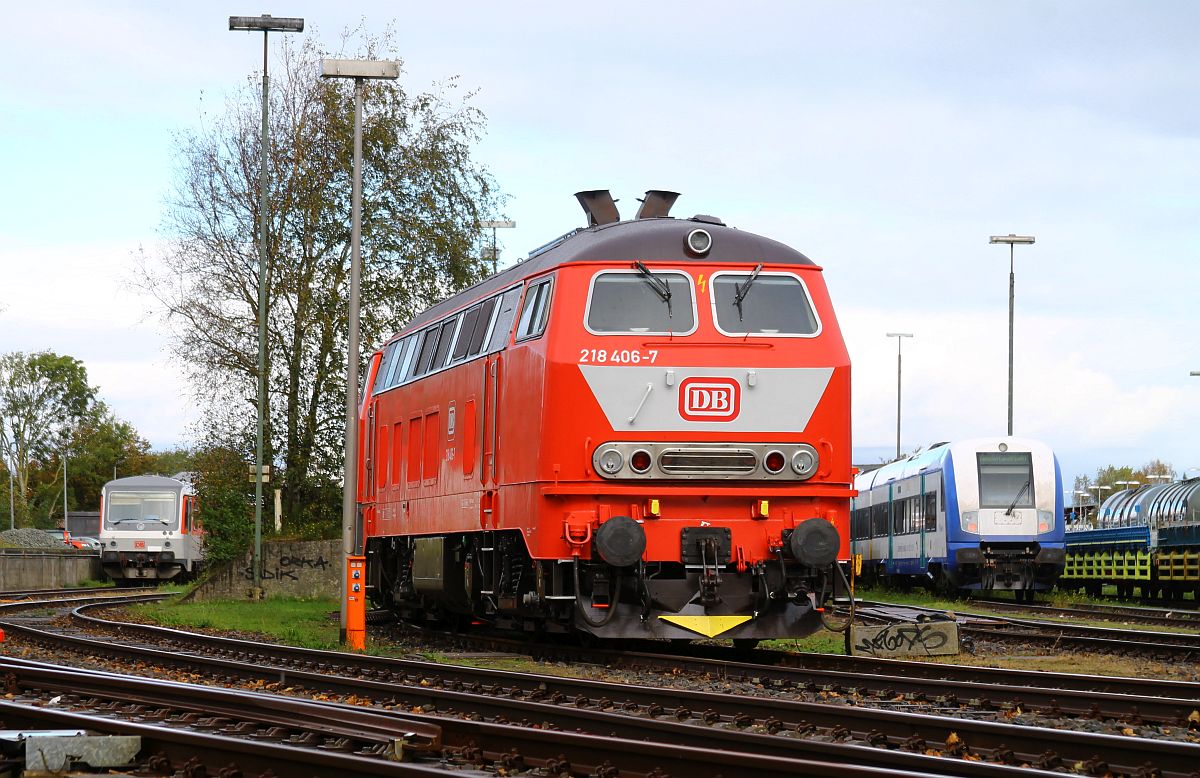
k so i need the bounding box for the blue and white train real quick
[851,437,1065,599]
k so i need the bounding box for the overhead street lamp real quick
[885,332,913,461]
[229,13,305,598]
[480,220,516,274]
[989,234,1035,436]
[322,57,401,651]
[1092,484,1112,522]
[1073,489,1090,523]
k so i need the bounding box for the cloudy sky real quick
[2,2,1198,494]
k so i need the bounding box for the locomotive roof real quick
[855,436,1054,491]
[399,216,815,337]
[106,475,188,490]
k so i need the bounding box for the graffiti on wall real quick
[849,621,959,657]
[242,554,331,583]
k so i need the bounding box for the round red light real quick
[765,451,786,473]
[630,450,653,473]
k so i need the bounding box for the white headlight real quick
[791,445,818,478]
[598,449,624,475]
[685,228,712,255]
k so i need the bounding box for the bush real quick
[192,445,253,565]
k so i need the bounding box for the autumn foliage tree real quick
[141,29,500,534]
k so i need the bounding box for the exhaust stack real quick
[635,190,679,219]
[575,190,621,226]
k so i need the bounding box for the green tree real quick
[61,402,156,514]
[142,447,196,479]
[140,29,499,533]
[0,351,96,524]
[191,443,253,565]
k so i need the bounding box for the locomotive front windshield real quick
[105,490,179,528]
[587,271,695,334]
[977,452,1035,509]
[712,273,819,335]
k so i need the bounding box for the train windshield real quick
[976,452,1035,509]
[105,491,179,529]
[711,273,819,335]
[587,270,695,334]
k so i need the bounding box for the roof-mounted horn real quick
[635,190,680,220]
[575,190,621,226]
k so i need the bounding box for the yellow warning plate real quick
[658,615,752,638]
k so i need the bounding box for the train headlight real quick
[764,450,786,474]
[630,449,653,474]
[685,228,712,256]
[961,510,978,533]
[1037,510,1054,533]
[791,445,819,479]
[598,448,624,475]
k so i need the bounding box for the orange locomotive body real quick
[359,190,852,641]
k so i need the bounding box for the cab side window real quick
[515,278,553,341]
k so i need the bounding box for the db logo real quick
[679,377,740,421]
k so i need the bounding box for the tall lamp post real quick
[1073,490,1089,524]
[1092,484,1111,523]
[480,220,516,274]
[62,450,68,527]
[885,332,913,460]
[7,458,14,530]
[989,234,1035,436]
[229,14,304,597]
[321,58,401,650]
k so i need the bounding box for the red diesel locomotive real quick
[358,190,852,641]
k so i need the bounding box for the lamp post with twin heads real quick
[228,13,305,597]
[989,234,1035,436]
[321,57,401,650]
[480,220,516,274]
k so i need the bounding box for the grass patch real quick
[129,597,342,651]
[77,579,115,589]
[760,631,848,654]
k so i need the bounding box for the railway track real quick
[3,653,913,778]
[965,596,1200,629]
[2,601,1198,776]
[0,585,125,601]
[855,600,1200,659]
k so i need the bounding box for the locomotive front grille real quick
[659,448,757,475]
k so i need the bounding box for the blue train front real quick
[851,437,1065,597]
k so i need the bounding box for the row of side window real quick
[372,277,553,396]
[850,490,939,540]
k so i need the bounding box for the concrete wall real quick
[188,539,341,601]
[0,550,102,589]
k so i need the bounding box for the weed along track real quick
[0,596,1198,776]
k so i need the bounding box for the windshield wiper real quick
[1006,481,1031,516]
[733,263,764,321]
[633,261,673,318]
